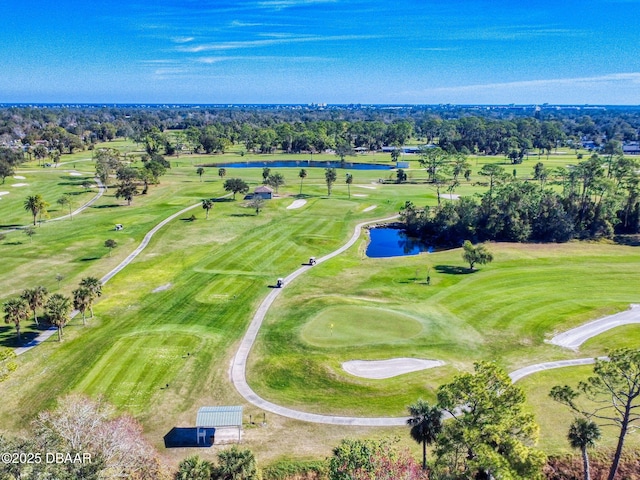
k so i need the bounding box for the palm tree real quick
[345,173,353,198]
[73,287,92,326]
[21,286,48,325]
[218,167,226,179]
[568,417,601,480]
[4,297,29,341]
[407,399,443,470]
[175,455,213,480]
[79,277,102,318]
[24,194,48,225]
[298,168,307,195]
[196,167,205,181]
[216,446,260,480]
[45,293,72,341]
[202,198,214,219]
[325,168,337,196]
[57,194,72,219]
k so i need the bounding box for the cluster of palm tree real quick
[3,277,103,343]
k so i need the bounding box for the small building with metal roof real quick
[253,185,273,199]
[196,406,243,444]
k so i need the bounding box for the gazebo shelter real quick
[196,406,243,444]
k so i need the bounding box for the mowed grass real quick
[2,142,638,462]
[301,305,424,347]
[248,241,640,425]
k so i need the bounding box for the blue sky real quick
[2,0,639,104]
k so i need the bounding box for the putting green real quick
[300,305,423,347]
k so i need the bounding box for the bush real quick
[544,449,640,479]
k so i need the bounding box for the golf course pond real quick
[206,159,393,170]
[366,227,433,258]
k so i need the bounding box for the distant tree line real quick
[401,152,640,246]
[1,105,639,163]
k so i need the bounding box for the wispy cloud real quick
[197,55,333,64]
[449,24,584,41]
[428,73,640,94]
[171,36,195,44]
[176,34,380,52]
[256,0,337,10]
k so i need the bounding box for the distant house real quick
[623,142,640,155]
[253,185,273,199]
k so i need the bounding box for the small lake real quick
[366,228,433,258]
[208,160,393,170]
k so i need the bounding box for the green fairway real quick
[301,305,424,347]
[2,142,640,463]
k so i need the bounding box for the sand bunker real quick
[342,358,445,379]
[352,193,368,197]
[439,193,460,200]
[363,205,377,212]
[69,172,83,176]
[12,183,28,187]
[13,175,26,179]
[287,199,307,209]
[356,185,377,190]
[152,283,172,293]
[0,191,9,196]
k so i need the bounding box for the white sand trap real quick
[0,191,9,196]
[287,199,307,210]
[13,175,26,179]
[352,193,368,197]
[363,205,377,212]
[12,183,28,187]
[69,172,83,176]
[152,283,172,293]
[356,185,377,190]
[439,193,460,200]
[342,358,445,379]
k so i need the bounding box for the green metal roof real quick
[196,406,243,428]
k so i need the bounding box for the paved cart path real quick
[229,216,640,425]
[14,202,201,355]
[0,178,105,234]
[548,304,640,350]
[12,200,640,425]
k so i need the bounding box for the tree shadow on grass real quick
[0,328,45,348]
[91,204,120,209]
[212,197,234,203]
[229,213,255,217]
[614,235,640,247]
[435,265,475,275]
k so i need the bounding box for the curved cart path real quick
[230,215,409,426]
[230,216,640,425]
[14,201,201,356]
[548,304,640,350]
[0,178,106,234]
